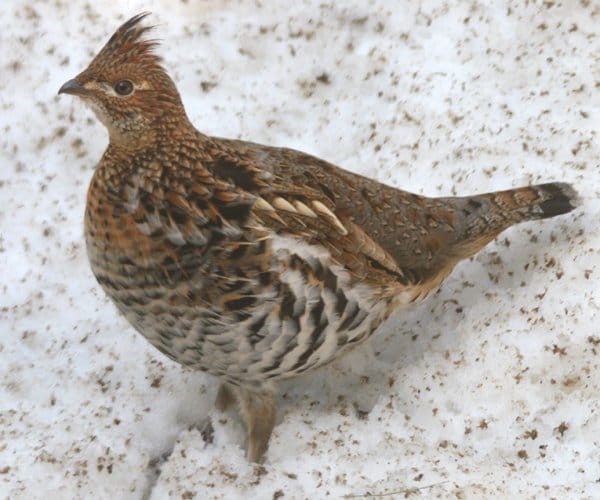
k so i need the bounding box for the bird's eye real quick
[114,80,134,96]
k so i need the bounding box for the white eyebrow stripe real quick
[82,80,149,96]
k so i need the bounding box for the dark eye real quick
[114,80,134,96]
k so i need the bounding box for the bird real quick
[58,13,580,462]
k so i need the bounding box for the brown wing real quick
[208,138,466,290]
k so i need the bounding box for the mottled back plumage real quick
[59,14,580,462]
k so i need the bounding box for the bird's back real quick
[212,137,578,293]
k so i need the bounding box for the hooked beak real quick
[58,79,88,96]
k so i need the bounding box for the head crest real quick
[88,12,162,72]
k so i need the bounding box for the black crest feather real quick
[105,12,153,50]
[88,12,162,71]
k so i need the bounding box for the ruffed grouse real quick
[59,13,579,462]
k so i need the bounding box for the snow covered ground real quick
[1,0,598,498]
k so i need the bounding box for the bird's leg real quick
[214,382,236,412]
[237,387,276,463]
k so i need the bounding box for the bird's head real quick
[59,13,187,148]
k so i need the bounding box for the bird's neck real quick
[98,124,208,191]
[105,109,198,148]
[106,111,197,153]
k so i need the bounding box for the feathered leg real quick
[237,387,276,463]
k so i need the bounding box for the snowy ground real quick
[1,0,599,498]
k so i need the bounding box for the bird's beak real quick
[58,79,88,96]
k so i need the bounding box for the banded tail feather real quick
[452,181,580,258]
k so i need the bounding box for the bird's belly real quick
[229,235,396,381]
[83,201,217,367]
[84,209,396,383]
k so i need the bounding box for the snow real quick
[1,0,598,498]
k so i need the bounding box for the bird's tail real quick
[450,182,580,257]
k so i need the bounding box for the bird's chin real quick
[83,101,112,128]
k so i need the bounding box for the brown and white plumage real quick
[58,13,580,462]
